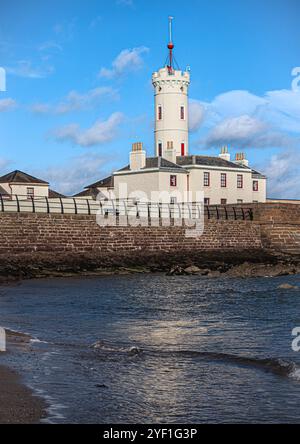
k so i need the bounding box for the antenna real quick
[167,16,175,74]
[169,16,174,43]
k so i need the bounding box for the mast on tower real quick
[167,16,174,74]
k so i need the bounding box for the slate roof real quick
[251,168,267,179]
[176,155,251,170]
[0,170,49,184]
[85,175,114,189]
[72,189,93,197]
[48,189,65,198]
[117,157,186,173]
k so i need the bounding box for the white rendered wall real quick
[113,167,266,205]
[187,168,266,204]
[252,178,266,203]
[0,183,49,198]
[152,67,190,159]
[113,170,188,203]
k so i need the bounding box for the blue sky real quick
[0,0,299,196]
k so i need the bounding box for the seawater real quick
[0,273,300,423]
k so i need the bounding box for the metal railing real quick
[0,195,253,220]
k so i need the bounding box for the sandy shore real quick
[0,329,47,424]
[0,365,47,424]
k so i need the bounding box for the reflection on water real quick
[0,273,300,423]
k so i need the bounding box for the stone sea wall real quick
[0,203,299,280]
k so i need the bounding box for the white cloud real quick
[31,103,52,114]
[6,60,54,79]
[99,47,149,79]
[205,115,267,146]
[31,87,119,115]
[191,88,300,150]
[208,90,267,121]
[262,149,300,199]
[38,153,110,195]
[38,41,62,52]
[189,99,205,132]
[203,114,297,149]
[0,98,17,112]
[38,41,63,53]
[53,112,124,147]
[263,89,300,133]
[0,158,11,173]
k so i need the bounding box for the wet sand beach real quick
[0,365,46,424]
[0,329,47,424]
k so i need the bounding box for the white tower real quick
[152,17,190,162]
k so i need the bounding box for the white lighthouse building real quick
[152,17,190,163]
[78,18,267,205]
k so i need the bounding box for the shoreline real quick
[0,329,47,424]
[0,250,300,285]
[0,364,47,424]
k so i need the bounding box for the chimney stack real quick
[219,145,230,162]
[164,140,176,164]
[235,152,249,167]
[130,142,146,170]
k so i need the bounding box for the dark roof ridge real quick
[0,169,49,184]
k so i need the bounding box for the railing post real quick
[45,196,50,213]
[73,198,78,215]
[0,194,3,212]
[207,205,210,219]
[59,197,64,214]
[31,196,35,213]
[233,207,237,220]
[241,207,245,220]
[216,205,219,220]
[224,206,228,220]
[15,195,20,212]
[86,199,91,215]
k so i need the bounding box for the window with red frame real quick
[180,106,185,120]
[253,180,259,191]
[181,143,185,156]
[237,174,243,188]
[204,172,210,187]
[170,175,177,187]
[158,106,162,120]
[221,173,227,187]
